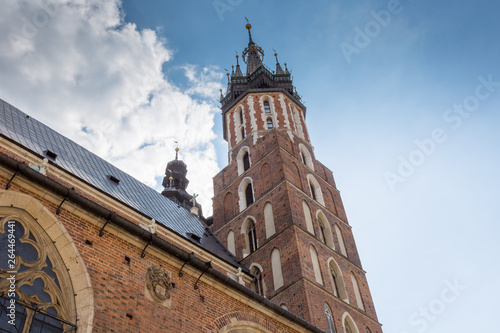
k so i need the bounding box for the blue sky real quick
[1,0,499,332]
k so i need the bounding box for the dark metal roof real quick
[0,98,245,271]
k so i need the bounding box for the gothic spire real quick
[242,23,264,75]
[274,52,285,75]
[234,54,243,77]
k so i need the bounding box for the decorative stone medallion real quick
[146,265,172,303]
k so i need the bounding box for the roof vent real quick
[188,233,201,243]
[44,149,57,161]
[107,175,120,185]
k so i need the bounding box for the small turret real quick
[161,146,202,217]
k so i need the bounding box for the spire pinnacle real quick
[274,50,285,74]
[242,21,264,75]
[174,141,179,160]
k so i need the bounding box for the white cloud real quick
[0,0,222,214]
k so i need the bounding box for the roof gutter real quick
[0,152,325,333]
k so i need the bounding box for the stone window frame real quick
[307,174,325,206]
[327,257,349,302]
[238,177,255,212]
[270,248,284,290]
[0,191,94,333]
[237,146,252,176]
[298,143,315,171]
[309,244,323,285]
[240,216,258,257]
[342,312,360,333]
[249,264,265,297]
[317,210,335,250]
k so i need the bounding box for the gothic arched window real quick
[0,214,77,332]
[250,266,264,296]
[264,101,271,113]
[328,258,348,301]
[307,175,325,205]
[237,147,251,176]
[266,118,274,130]
[238,178,254,211]
[335,224,348,257]
[317,211,335,249]
[248,221,258,253]
[245,183,254,207]
[324,303,336,333]
[243,151,250,171]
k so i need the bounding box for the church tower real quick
[212,24,383,333]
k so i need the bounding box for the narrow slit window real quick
[264,101,271,113]
[266,118,274,130]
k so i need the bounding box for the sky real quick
[0,0,499,332]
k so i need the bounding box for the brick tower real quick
[212,24,383,333]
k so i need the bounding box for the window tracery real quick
[0,214,77,332]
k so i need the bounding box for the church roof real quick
[0,98,244,271]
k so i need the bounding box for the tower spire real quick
[242,22,264,75]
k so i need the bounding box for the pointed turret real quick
[274,52,285,74]
[234,54,243,77]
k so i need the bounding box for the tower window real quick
[320,223,327,244]
[243,151,250,171]
[324,303,336,333]
[248,221,257,253]
[264,101,271,113]
[266,118,274,130]
[245,182,254,207]
[238,178,254,211]
[250,266,264,296]
[241,126,245,139]
[328,259,348,301]
[331,268,341,297]
[239,109,244,124]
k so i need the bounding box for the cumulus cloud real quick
[0,0,223,214]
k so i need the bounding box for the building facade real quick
[0,24,382,333]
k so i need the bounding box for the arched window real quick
[240,126,245,139]
[243,151,250,171]
[250,265,264,296]
[0,213,77,332]
[271,248,284,290]
[302,200,315,235]
[237,147,251,175]
[328,258,348,302]
[264,202,276,238]
[343,313,360,333]
[245,183,254,207]
[365,327,372,333]
[309,245,323,285]
[317,211,335,249]
[307,175,325,205]
[239,109,244,124]
[238,178,254,211]
[335,224,348,257]
[351,272,365,311]
[264,101,271,113]
[266,118,274,130]
[227,230,235,255]
[298,144,314,170]
[324,303,336,333]
[248,221,258,253]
